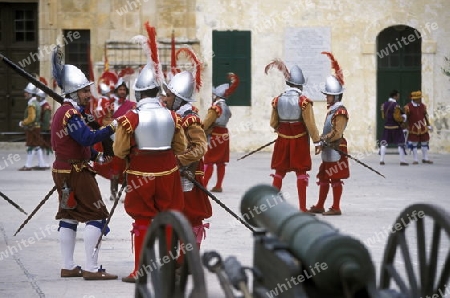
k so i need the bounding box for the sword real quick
[403,129,410,155]
[0,190,28,215]
[93,178,127,256]
[323,142,386,179]
[180,170,256,233]
[14,186,57,236]
[237,139,276,161]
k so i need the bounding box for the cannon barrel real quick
[241,184,376,295]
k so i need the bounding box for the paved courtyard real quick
[0,144,449,297]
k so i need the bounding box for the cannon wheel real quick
[135,211,207,298]
[380,203,450,297]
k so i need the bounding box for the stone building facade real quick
[13,0,450,152]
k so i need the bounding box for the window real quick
[14,9,35,42]
[64,30,90,77]
[212,31,251,106]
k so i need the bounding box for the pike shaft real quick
[183,172,255,232]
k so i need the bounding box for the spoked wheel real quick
[380,203,450,297]
[135,211,207,298]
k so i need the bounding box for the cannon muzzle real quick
[241,184,376,295]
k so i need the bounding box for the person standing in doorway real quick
[404,90,433,164]
[379,89,409,166]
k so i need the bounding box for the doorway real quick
[376,25,421,142]
[0,2,38,140]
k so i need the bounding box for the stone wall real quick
[36,0,450,152]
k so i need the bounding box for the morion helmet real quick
[321,52,344,96]
[166,71,195,102]
[264,59,306,86]
[24,83,37,94]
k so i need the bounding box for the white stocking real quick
[422,144,429,161]
[36,147,49,167]
[59,219,78,270]
[380,145,387,162]
[411,143,419,162]
[84,221,102,272]
[398,146,407,163]
[25,148,36,168]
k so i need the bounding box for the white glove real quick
[18,121,23,127]
[108,119,118,132]
[401,114,407,122]
[428,126,433,132]
[96,152,105,164]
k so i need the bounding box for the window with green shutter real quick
[212,30,251,106]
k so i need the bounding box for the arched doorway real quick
[376,25,422,142]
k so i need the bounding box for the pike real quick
[14,186,57,236]
[323,142,386,179]
[237,139,276,161]
[0,52,114,156]
[0,190,28,215]
[0,53,64,104]
[180,170,256,232]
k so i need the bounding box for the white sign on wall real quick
[284,27,331,101]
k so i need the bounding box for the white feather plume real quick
[131,35,151,63]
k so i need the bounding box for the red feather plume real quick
[176,47,202,92]
[143,21,164,84]
[118,67,135,78]
[264,59,290,81]
[144,22,159,68]
[224,73,239,98]
[321,51,344,85]
[99,71,119,85]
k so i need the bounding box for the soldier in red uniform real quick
[265,60,321,213]
[309,52,349,216]
[90,70,117,125]
[114,63,187,283]
[94,71,136,201]
[203,73,239,192]
[51,49,118,280]
[404,90,433,164]
[162,69,212,249]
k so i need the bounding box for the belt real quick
[56,157,90,164]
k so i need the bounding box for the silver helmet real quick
[286,65,306,86]
[166,71,195,102]
[98,83,110,96]
[62,65,93,95]
[321,75,344,95]
[24,83,37,94]
[115,77,129,91]
[212,83,229,99]
[134,63,159,92]
[36,89,46,99]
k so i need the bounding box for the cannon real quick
[135,184,450,298]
